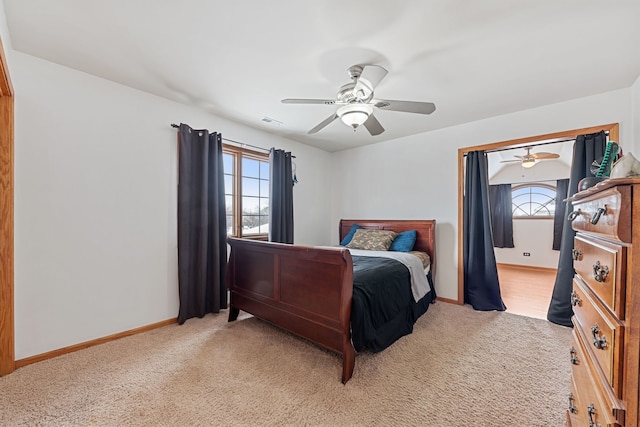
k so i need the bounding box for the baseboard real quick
[436,296,462,305]
[12,296,468,368]
[14,318,178,369]
[497,263,558,274]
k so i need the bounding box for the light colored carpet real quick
[0,302,571,426]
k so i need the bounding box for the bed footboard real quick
[226,238,356,383]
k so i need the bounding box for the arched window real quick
[512,183,556,217]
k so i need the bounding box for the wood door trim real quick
[457,123,620,305]
[0,36,14,376]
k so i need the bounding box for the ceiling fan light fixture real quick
[522,158,536,168]
[337,104,372,129]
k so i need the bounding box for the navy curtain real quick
[552,179,570,251]
[269,148,294,243]
[177,124,228,324]
[464,151,506,311]
[489,184,514,248]
[547,131,606,326]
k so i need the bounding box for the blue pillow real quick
[390,230,417,252]
[340,224,362,246]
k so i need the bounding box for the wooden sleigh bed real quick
[226,219,436,383]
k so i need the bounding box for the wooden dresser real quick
[566,178,640,427]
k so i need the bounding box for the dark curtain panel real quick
[177,123,227,325]
[269,148,294,243]
[547,131,606,326]
[552,178,570,251]
[489,184,514,248]
[463,151,506,311]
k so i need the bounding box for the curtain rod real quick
[462,138,576,158]
[170,123,277,154]
[483,137,577,154]
[483,130,610,155]
[495,178,567,185]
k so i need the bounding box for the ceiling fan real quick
[501,147,560,168]
[281,64,436,136]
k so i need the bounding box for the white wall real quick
[330,88,633,300]
[633,76,640,155]
[9,50,332,359]
[494,220,558,268]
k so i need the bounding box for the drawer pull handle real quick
[569,346,579,365]
[591,324,608,350]
[568,393,577,414]
[571,248,583,261]
[567,209,581,222]
[587,403,601,427]
[592,261,609,282]
[590,205,607,225]
[570,290,582,307]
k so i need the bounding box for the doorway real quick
[488,145,572,318]
[456,123,620,318]
[497,264,556,319]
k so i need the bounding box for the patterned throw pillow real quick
[409,251,431,269]
[346,229,397,251]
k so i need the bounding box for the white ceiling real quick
[3,1,640,152]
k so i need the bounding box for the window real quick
[223,145,269,238]
[511,183,556,218]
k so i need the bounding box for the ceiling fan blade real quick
[355,64,388,92]
[363,113,385,136]
[500,160,522,163]
[374,99,436,115]
[282,98,337,105]
[531,152,560,159]
[513,155,527,160]
[307,113,339,134]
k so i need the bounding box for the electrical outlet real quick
[523,252,531,256]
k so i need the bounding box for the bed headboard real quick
[339,219,436,278]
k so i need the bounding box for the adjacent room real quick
[1,1,640,426]
[488,139,574,319]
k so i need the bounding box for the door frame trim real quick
[0,35,14,376]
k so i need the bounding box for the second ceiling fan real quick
[281,64,436,136]
[501,147,560,168]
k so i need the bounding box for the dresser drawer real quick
[572,279,624,395]
[569,186,631,243]
[573,235,626,319]
[570,329,625,426]
[568,378,586,426]
[569,374,621,426]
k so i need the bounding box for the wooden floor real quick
[497,264,557,320]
